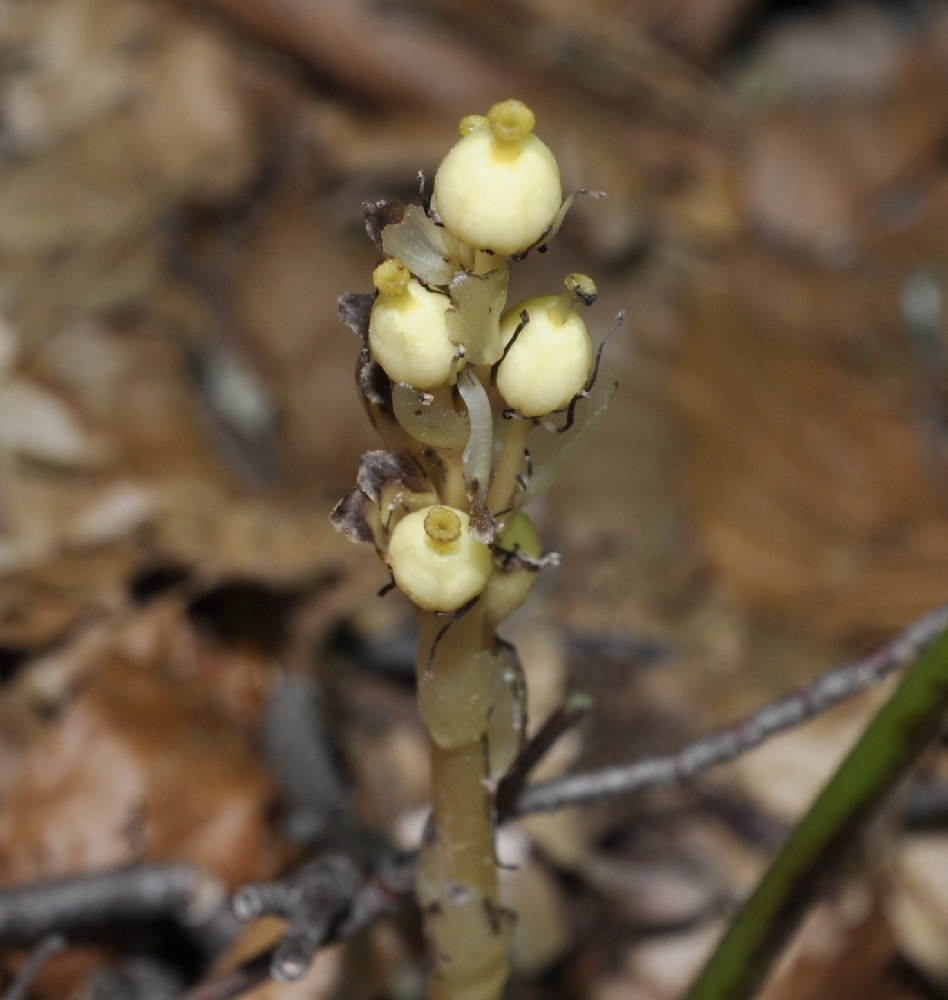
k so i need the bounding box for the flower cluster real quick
[332,98,615,618]
[332,97,615,1000]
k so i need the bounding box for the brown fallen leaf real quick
[0,653,289,887]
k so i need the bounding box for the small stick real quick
[3,934,67,1000]
[513,604,948,816]
[233,855,361,982]
[0,864,224,947]
[495,694,592,822]
[174,957,270,1000]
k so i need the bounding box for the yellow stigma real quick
[487,100,535,142]
[373,258,411,296]
[550,273,599,324]
[424,505,462,546]
[459,114,488,136]
[565,273,598,305]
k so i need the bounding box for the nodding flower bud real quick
[369,259,459,388]
[432,100,562,257]
[388,506,492,612]
[495,274,595,418]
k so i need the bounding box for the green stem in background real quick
[684,623,948,1000]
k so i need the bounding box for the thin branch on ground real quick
[495,693,591,822]
[336,848,415,938]
[232,854,362,982]
[512,604,948,816]
[903,774,948,830]
[262,673,353,846]
[0,863,228,948]
[175,850,414,1000]
[3,934,66,1000]
[174,956,271,1000]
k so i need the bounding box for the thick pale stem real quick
[415,608,510,1000]
[486,417,530,517]
[429,740,497,895]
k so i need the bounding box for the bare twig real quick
[513,604,948,816]
[337,849,415,938]
[3,934,67,1000]
[233,854,361,982]
[262,674,352,845]
[0,864,227,948]
[176,851,414,1000]
[81,957,184,1000]
[903,775,948,831]
[174,957,270,1000]
[495,693,591,821]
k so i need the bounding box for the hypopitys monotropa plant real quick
[332,99,616,1000]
